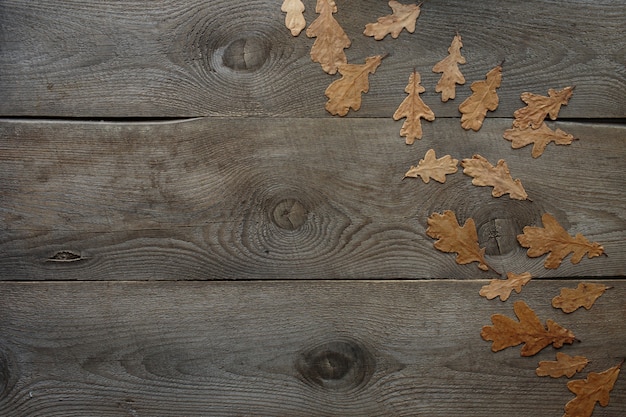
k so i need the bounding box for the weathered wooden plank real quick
[1,118,624,280]
[0,0,624,118]
[0,280,624,416]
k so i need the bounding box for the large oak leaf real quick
[404,149,458,182]
[363,0,422,40]
[563,361,623,417]
[393,70,435,144]
[552,282,611,313]
[459,64,502,131]
[536,352,589,378]
[461,154,528,200]
[504,123,576,158]
[306,0,351,74]
[432,33,466,102]
[513,86,574,129]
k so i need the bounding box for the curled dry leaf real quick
[325,55,383,116]
[552,282,611,313]
[404,149,458,182]
[461,154,528,200]
[393,70,435,144]
[306,0,351,74]
[504,123,576,158]
[513,86,574,129]
[363,0,422,40]
[563,361,623,417]
[536,352,589,378]
[517,213,605,269]
[281,0,306,36]
[459,64,502,131]
[432,33,466,102]
[426,210,490,271]
[481,300,576,356]
[479,271,532,301]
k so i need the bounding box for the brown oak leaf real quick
[479,272,532,301]
[393,70,435,144]
[459,64,502,131]
[481,300,576,356]
[363,1,422,40]
[461,154,528,200]
[503,123,576,158]
[306,0,351,74]
[536,352,589,378]
[281,0,306,36]
[325,55,383,116]
[563,361,623,417]
[552,282,611,313]
[426,210,490,271]
[517,213,605,269]
[404,149,458,182]
[432,33,466,102]
[513,86,574,129]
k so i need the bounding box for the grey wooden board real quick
[1,118,624,280]
[0,280,624,416]
[0,0,624,118]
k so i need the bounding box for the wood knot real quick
[272,199,307,230]
[46,250,84,263]
[222,36,270,71]
[0,347,16,401]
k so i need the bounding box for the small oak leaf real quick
[281,0,306,36]
[363,0,422,40]
[404,149,458,182]
[426,210,490,271]
[517,213,605,269]
[393,70,435,144]
[432,33,466,102]
[513,86,574,129]
[325,55,383,116]
[306,0,351,74]
[459,64,502,131]
[479,272,532,301]
[461,154,528,200]
[481,300,576,356]
[552,282,611,313]
[503,123,576,158]
[563,361,623,417]
[536,352,589,378]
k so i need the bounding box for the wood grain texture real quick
[0,0,624,118]
[0,280,624,417]
[1,118,624,280]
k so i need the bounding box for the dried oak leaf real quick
[479,271,532,301]
[404,149,458,182]
[513,86,574,129]
[363,0,422,40]
[503,123,576,158]
[481,300,576,356]
[393,70,435,144]
[459,64,502,131]
[325,55,383,116]
[536,352,589,378]
[306,0,351,74]
[426,210,490,271]
[552,282,611,313]
[517,213,605,269]
[563,361,623,417]
[281,0,306,36]
[461,154,528,200]
[432,33,466,102]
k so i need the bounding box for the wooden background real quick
[1,0,624,415]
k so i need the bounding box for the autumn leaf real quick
[536,352,589,378]
[432,33,466,102]
[563,361,623,417]
[552,282,611,313]
[281,0,306,36]
[393,70,435,144]
[306,0,351,74]
[461,154,528,200]
[517,213,605,269]
[479,272,532,301]
[481,300,576,356]
[426,210,490,271]
[513,86,574,129]
[324,55,383,116]
[363,0,422,40]
[503,123,576,158]
[404,149,458,182]
[459,64,502,131]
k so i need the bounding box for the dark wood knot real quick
[222,36,270,71]
[0,347,16,401]
[272,199,307,230]
[46,250,84,263]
